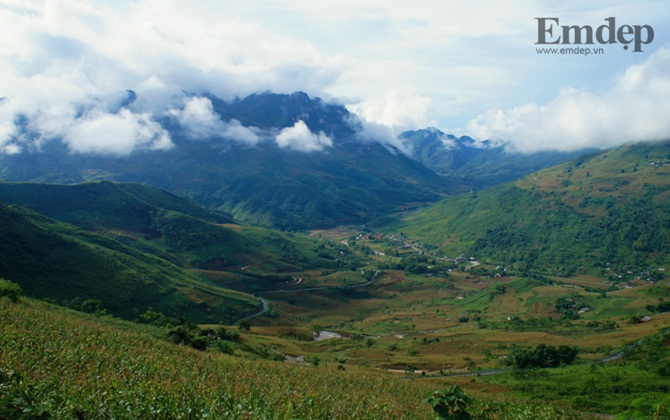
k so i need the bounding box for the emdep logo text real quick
[535,17,654,52]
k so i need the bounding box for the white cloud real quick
[468,47,670,153]
[2,0,669,156]
[345,114,410,154]
[170,97,226,140]
[0,0,340,154]
[64,109,172,155]
[275,120,332,152]
[0,99,17,149]
[347,91,436,130]
[170,96,260,145]
[221,120,261,146]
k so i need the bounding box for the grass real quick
[1,298,438,419]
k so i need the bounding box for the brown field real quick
[236,266,670,374]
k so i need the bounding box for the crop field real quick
[2,297,600,419]
[241,263,670,370]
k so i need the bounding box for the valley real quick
[1,95,670,418]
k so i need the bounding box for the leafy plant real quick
[423,386,472,419]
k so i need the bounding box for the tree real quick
[0,279,22,303]
[507,344,579,369]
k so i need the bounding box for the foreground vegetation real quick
[1,298,436,419]
[1,297,598,419]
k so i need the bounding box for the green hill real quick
[0,181,354,321]
[0,180,232,232]
[0,203,259,323]
[0,181,327,271]
[394,141,670,277]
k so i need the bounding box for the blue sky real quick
[1,0,669,154]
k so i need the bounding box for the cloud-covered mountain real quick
[399,127,593,187]
[0,92,456,230]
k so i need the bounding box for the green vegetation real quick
[0,278,22,303]
[423,385,473,419]
[393,141,670,277]
[1,298,595,419]
[485,328,670,417]
[0,180,231,231]
[0,202,259,323]
[3,140,670,417]
[506,344,579,369]
[0,181,355,322]
[0,298,435,419]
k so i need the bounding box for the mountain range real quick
[399,127,594,187]
[0,91,589,230]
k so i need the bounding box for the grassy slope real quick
[0,203,258,323]
[0,181,352,322]
[0,298,436,419]
[0,180,338,273]
[2,297,604,419]
[392,141,670,275]
[0,180,233,231]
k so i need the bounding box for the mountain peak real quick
[208,91,352,137]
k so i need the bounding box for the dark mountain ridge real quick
[0,92,456,230]
[400,127,594,187]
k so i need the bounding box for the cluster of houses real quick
[648,160,670,168]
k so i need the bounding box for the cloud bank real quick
[0,0,340,155]
[275,121,333,152]
[65,109,172,155]
[468,47,670,153]
[1,1,668,157]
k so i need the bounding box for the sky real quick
[1,0,670,155]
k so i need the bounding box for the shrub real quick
[507,344,579,369]
[0,279,22,303]
[423,385,472,419]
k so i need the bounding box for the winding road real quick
[230,297,269,326]
[232,271,381,325]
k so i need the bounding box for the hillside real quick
[0,180,232,232]
[0,202,259,323]
[0,92,456,230]
[0,181,369,321]
[2,157,670,418]
[0,298,438,419]
[391,140,670,278]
